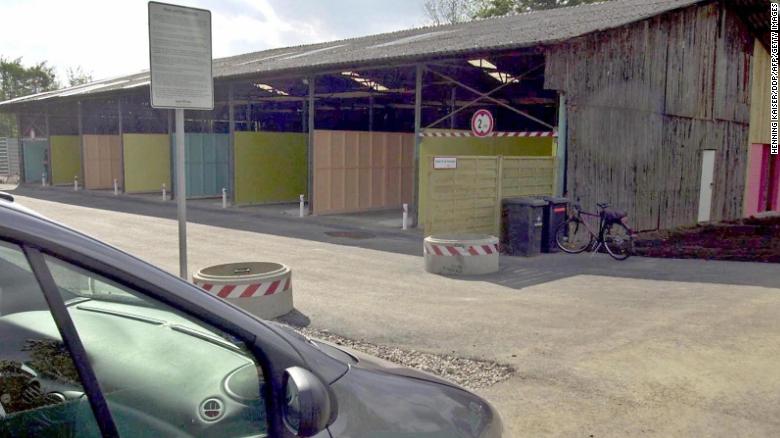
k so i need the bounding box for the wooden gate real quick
[83,135,121,189]
[422,156,556,235]
[313,130,414,215]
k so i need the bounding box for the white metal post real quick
[73,176,78,191]
[402,203,408,230]
[162,184,167,201]
[113,179,118,196]
[222,187,227,208]
[299,194,305,217]
[41,173,46,187]
[175,108,187,280]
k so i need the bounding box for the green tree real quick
[473,0,612,17]
[424,0,476,24]
[0,57,58,100]
[0,57,59,137]
[66,66,93,87]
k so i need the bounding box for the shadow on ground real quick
[8,184,780,291]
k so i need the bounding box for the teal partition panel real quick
[173,133,230,198]
[22,139,48,183]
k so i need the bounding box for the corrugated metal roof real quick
[0,0,712,107]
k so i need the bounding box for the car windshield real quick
[47,260,141,304]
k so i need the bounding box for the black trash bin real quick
[540,196,570,253]
[502,197,546,256]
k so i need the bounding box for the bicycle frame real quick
[571,207,634,253]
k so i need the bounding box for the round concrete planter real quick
[193,262,293,319]
[423,234,500,275]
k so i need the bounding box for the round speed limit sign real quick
[471,109,494,137]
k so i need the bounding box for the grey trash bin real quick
[540,196,570,253]
[502,197,546,256]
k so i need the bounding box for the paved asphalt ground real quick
[6,185,780,437]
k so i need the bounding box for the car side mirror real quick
[283,367,333,437]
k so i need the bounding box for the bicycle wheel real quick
[555,218,594,254]
[604,222,633,260]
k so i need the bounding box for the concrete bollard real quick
[402,203,408,230]
[299,194,305,217]
[222,188,228,208]
[162,184,167,201]
[113,179,119,196]
[73,176,79,191]
[424,234,500,275]
[193,262,293,320]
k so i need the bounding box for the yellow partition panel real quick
[50,135,82,185]
[419,135,555,234]
[122,134,171,193]
[420,135,554,158]
[420,155,557,235]
[234,132,307,205]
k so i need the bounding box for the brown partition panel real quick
[313,130,413,215]
[83,135,122,189]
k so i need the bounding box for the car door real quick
[0,240,103,437]
[0,239,278,437]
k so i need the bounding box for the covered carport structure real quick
[1,0,766,231]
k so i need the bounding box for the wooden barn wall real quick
[749,40,770,145]
[545,3,753,230]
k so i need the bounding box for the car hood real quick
[325,341,464,390]
[327,364,503,438]
[267,325,503,437]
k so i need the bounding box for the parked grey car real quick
[0,194,503,438]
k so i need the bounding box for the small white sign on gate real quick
[433,157,457,169]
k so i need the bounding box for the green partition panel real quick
[172,133,230,198]
[123,134,171,193]
[22,139,48,183]
[234,132,307,204]
[418,136,555,231]
[50,135,82,185]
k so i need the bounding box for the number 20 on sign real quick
[471,109,494,137]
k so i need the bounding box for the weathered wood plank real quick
[545,3,752,230]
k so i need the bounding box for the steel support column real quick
[412,64,423,228]
[44,106,51,182]
[77,101,84,183]
[307,76,315,213]
[17,113,25,183]
[556,93,567,196]
[368,92,374,132]
[118,98,125,192]
[450,87,456,129]
[228,84,235,204]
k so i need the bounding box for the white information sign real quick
[148,2,213,110]
[433,157,458,169]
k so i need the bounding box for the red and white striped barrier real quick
[195,277,291,299]
[424,235,500,275]
[424,241,500,256]
[420,131,557,138]
[192,262,294,320]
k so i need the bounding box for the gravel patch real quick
[292,326,514,390]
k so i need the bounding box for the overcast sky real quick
[1,0,429,83]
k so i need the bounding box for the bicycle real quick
[555,202,634,260]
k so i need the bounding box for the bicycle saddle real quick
[597,202,610,209]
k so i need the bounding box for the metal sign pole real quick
[148,2,212,281]
[175,108,187,279]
